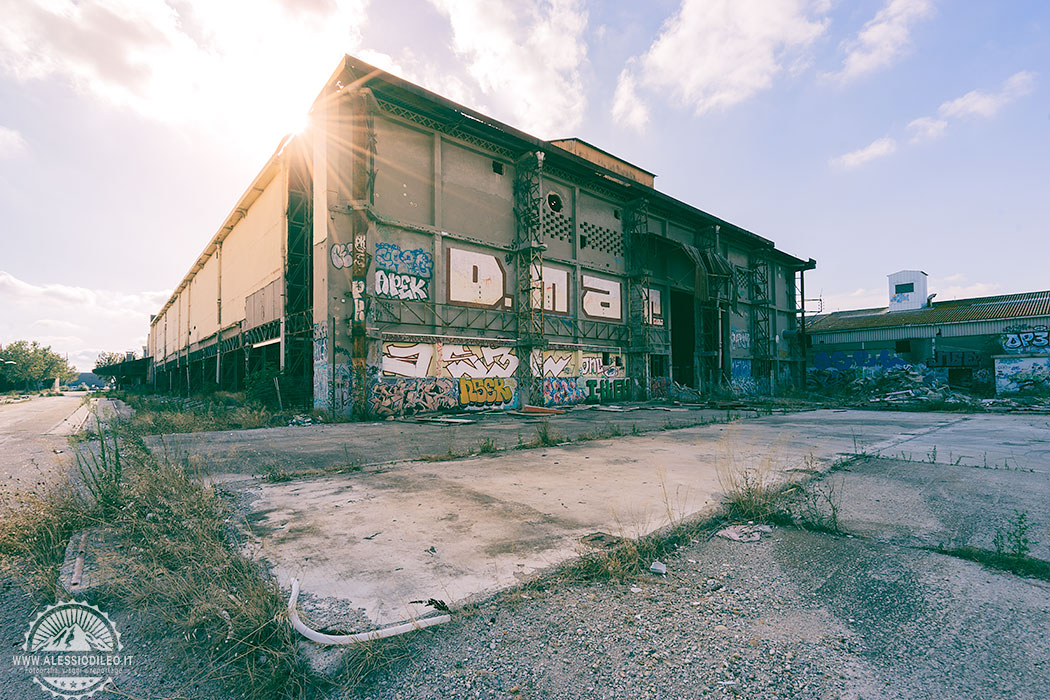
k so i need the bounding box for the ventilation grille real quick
[580,221,623,257]
[542,211,574,243]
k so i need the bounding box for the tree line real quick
[0,340,78,391]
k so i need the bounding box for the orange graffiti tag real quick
[458,377,513,406]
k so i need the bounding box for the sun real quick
[285,111,310,136]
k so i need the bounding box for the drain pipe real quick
[287,578,451,645]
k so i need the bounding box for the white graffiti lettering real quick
[441,344,519,378]
[533,265,569,314]
[1002,327,1049,351]
[382,343,435,378]
[581,275,622,321]
[447,248,510,308]
[643,287,663,326]
[580,354,625,378]
[375,269,428,301]
[330,243,353,269]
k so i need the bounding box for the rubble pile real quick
[850,366,983,407]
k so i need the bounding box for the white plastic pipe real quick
[287,578,451,645]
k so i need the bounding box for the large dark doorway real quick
[670,291,696,388]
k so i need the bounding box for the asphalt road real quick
[0,393,91,496]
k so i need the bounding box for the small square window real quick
[894,282,914,294]
[492,161,504,175]
[895,340,911,353]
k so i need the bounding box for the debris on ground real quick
[580,532,624,549]
[649,560,668,575]
[520,405,565,415]
[288,414,317,426]
[716,524,774,542]
[857,367,983,407]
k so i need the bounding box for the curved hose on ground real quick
[287,578,451,645]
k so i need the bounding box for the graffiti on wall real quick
[927,350,981,368]
[374,242,433,302]
[534,265,570,314]
[579,352,625,378]
[447,247,512,309]
[643,288,664,326]
[369,378,458,416]
[995,355,1050,395]
[375,242,434,278]
[333,362,353,415]
[312,323,329,410]
[730,327,750,351]
[1001,326,1049,354]
[530,350,575,378]
[382,343,435,377]
[375,269,428,301]
[812,349,906,371]
[330,243,353,270]
[730,358,758,395]
[442,345,518,378]
[584,378,628,402]
[581,275,622,321]
[330,235,370,272]
[459,377,515,406]
[543,377,588,405]
[380,342,518,379]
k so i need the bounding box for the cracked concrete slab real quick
[233,409,1035,630]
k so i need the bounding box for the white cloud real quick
[820,287,887,313]
[830,136,897,170]
[0,0,370,152]
[614,0,828,129]
[833,0,932,82]
[0,125,27,157]
[929,274,1003,301]
[428,0,589,137]
[610,63,650,131]
[907,116,947,143]
[902,70,1036,145]
[0,271,170,370]
[938,71,1036,119]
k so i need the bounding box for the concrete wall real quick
[219,174,286,328]
[995,355,1050,395]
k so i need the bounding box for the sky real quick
[0,0,1047,370]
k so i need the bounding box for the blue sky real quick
[1,0,1047,370]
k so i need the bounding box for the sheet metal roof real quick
[808,290,1050,333]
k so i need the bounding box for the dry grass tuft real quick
[1,418,311,699]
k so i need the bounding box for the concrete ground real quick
[157,405,765,480]
[0,392,92,494]
[234,409,1050,631]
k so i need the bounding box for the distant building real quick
[146,55,815,416]
[807,271,1050,395]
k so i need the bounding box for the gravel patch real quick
[331,532,861,700]
[322,526,1050,700]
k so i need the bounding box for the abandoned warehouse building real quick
[146,55,816,418]
[807,270,1050,396]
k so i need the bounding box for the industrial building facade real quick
[807,271,1050,395]
[147,56,815,417]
